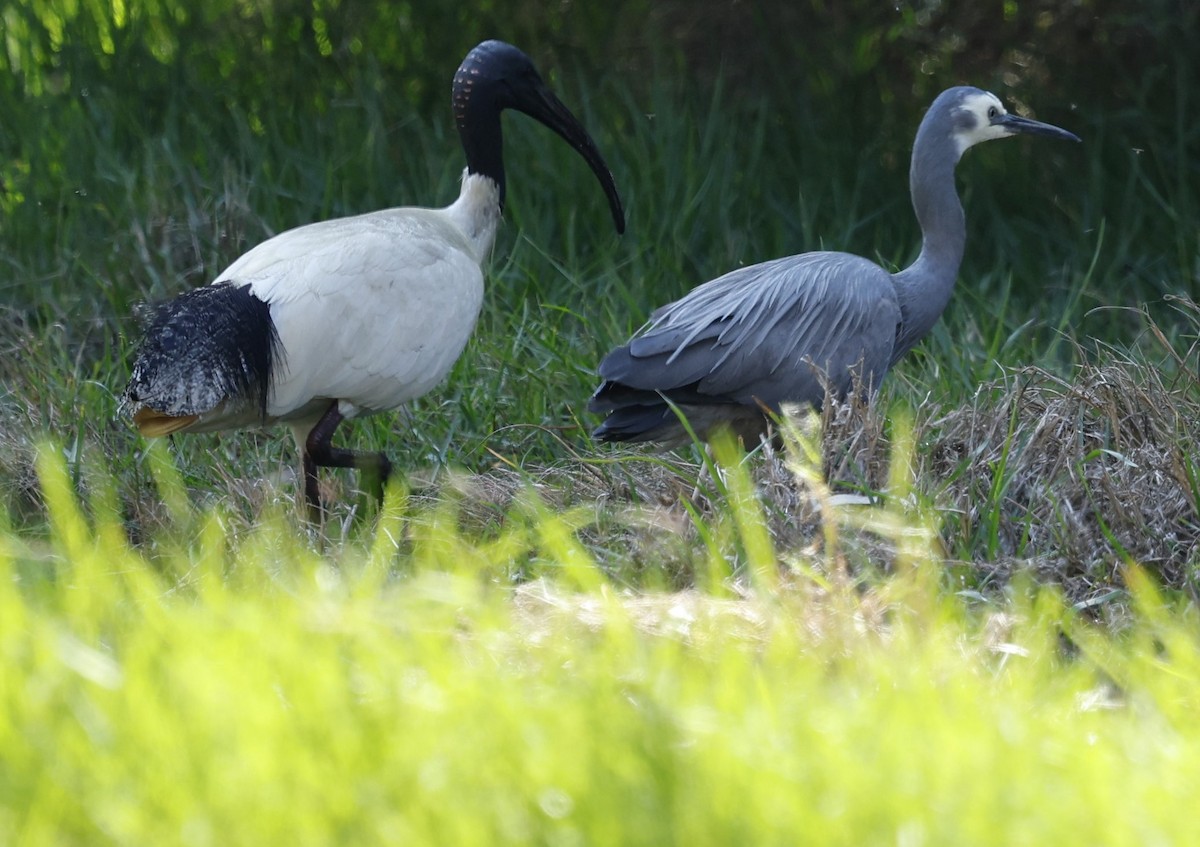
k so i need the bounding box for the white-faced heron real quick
[589,86,1077,444]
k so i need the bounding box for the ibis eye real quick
[987,106,998,119]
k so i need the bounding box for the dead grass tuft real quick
[420,305,1200,607]
[927,353,1200,600]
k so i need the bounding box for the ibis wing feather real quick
[240,210,486,419]
[229,209,475,303]
[123,281,279,431]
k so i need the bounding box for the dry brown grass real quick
[417,304,1200,608]
[928,359,1199,596]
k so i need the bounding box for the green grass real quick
[0,70,1137,497]
[3,19,1200,840]
[2,53,1196,578]
[5,445,1200,843]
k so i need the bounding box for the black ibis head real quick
[453,40,625,233]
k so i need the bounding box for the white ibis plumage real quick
[124,40,625,513]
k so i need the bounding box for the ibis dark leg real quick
[302,402,393,516]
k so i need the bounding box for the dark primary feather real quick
[589,253,901,443]
[124,282,281,420]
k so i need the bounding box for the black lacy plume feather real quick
[124,282,281,420]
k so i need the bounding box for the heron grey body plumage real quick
[591,253,900,442]
[590,86,1079,444]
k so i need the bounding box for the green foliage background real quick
[2,0,1195,315]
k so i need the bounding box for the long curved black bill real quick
[995,112,1081,143]
[519,83,626,234]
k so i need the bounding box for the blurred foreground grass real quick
[4,442,1200,844]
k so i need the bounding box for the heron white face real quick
[952,91,1011,155]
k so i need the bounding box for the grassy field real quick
[3,64,1196,591]
[3,11,1200,841]
[5,446,1200,843]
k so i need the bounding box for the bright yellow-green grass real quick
[4,441,1200,845]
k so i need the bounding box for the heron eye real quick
[987,106,998,119]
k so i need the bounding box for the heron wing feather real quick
[602,252,901,409]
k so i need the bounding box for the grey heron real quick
[589,86,1077,444]
[124,40,625,514]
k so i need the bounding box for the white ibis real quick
[124,40,625,513]
[589,87,1077,444]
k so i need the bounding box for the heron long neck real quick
[891,127,966,361]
